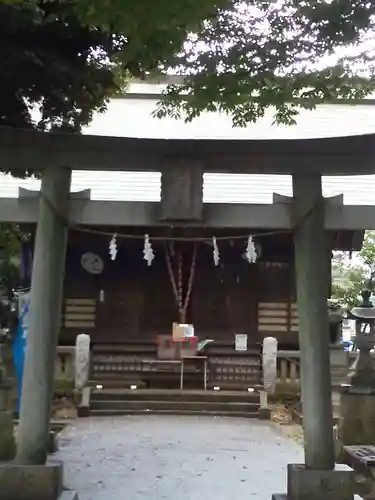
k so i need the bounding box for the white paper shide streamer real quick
[143,234,155,266]
[212,236,220,266]
[109,233,118,261]
[245,235,257,263]
[262,337,278,394]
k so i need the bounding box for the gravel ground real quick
[56,416,304,500]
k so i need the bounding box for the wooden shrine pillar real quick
[16,166,71,465]
[292,172,335,470]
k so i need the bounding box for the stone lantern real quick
[339,289,375,446]
[347,289,375,388]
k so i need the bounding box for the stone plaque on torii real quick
[159,160,203,221]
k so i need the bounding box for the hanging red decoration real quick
[165,243,197,323]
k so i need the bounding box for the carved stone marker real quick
[74,334,90,391]
[263,337,278,394]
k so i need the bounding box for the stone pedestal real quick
[0,460,61,500]
[330,346,349,420]
[272,463,355,500]
[330,347,349,387]
[339,385,375,445]
[0,382,16,460]
[0,460,78,500]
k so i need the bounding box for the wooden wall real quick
[60,230,301,347]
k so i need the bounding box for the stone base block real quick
[288,463,355,500]
[77,387,90,418]
[258,408,271,420]
[0,460,63,500]
[49,431,58,454]
[339,389,375,445]
[58,490,79,500]
[77,406,89,418]
[273,463,355,500]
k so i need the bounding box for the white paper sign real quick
[235,334,248,351]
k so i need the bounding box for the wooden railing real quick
[54,345,369,391]
[277,351,301,385]
[276,349,375,389]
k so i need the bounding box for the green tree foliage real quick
[3,0,375,142]
[155,0,375,125]
[0,0,226,35]
[0,224,25,299]
[0,0,227,296]
[0,225,23,331]
[332,231,375,309]
[0,0,226,177]
[0,1,121,132]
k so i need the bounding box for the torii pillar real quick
[273,173,355,500]
[16,166,71,465]
[0,166,73,500]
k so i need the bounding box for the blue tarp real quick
[12,293,29,415]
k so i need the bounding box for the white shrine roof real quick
[2,82,375,205]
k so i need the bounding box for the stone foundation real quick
[0,460,63,500]
[258,408,271,420]
[339,386,375,445]
[272,463,355,500]
[330,347,349,387]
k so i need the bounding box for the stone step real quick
[90,389,260,403]
[90,379,148,389]
[91,376,262,389]
[90,399,260,413]
[89,408,260,418]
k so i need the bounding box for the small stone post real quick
[75,334,91,391]
[260,337,277,419]
[16,166,71,465]
[262,337,278,394]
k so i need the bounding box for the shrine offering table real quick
[180,356,208,391]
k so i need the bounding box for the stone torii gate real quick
[1,126,375,500]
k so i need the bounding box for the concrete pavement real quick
[56,416,304,500]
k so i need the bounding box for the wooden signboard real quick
[159,162,203,221]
